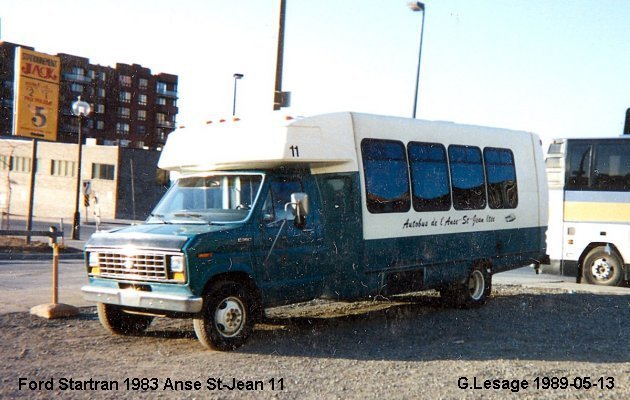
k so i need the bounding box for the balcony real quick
[156,88,178,99]
[62,73,93,84]
[155,120,175,128]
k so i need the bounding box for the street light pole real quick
[409,1,426,119]
[71,96,91,240]
[232,73,244,116]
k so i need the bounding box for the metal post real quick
[26,139,38,243]
[409,2,426,119]
[273,0,287,110]
[50,226,59,305]
[130,158,136,220]
[71,115,83,240]
[232,73,243,116]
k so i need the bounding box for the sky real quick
[1,0,629,147]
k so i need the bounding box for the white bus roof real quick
[158,112,358,173]
[158,112,537,174]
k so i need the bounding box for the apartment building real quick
[0,40,178,149]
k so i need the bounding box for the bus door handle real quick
[299,228,316,244]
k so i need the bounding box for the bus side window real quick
[323,177,353,218]
[270,179,303,221]
[408,142,451,212]
[448,145,487,210]
[566,143,592,190]
[484,148,518,209]
[361,139,411,214]
[592,143,630,191]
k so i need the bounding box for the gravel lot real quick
[1,285,628,399]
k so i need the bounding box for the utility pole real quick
[273,0,290,110]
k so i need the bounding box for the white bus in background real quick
[541,137,630,286]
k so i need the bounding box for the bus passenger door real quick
[254,178,323,304]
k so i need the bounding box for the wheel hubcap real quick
[468,270,485,300]
[591,258,612,280]
[214,297,245,337]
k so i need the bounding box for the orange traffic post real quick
[30,227,79,319]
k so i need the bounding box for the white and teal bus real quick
[542,137,630,286]
[82,112,548,350]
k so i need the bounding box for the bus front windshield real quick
[148,174,263,224]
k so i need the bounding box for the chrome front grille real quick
[90,249,172,282]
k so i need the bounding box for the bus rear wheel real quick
[441,264,492,308]
[582,247,623,286]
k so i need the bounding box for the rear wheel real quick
[582,247,623,286]
[97,303,154,335]
[193,281,255,351]
[441,263,492,308]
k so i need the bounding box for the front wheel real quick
[97,303,154,335]
[193,281,255,351]
[582,247,623,286]
[441,263,492,308]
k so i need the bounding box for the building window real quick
[71,67,85,76]
[116,122,130,135]
[88,70,96,79]
[156,113,166,123]
[156,97,166,106]
[97,88,106,97]
[448,145,487,210]
[51,160,76,177]
[0,155,10,170]
[138,94,147,106]
[92,163,115,180]
[99,71,106,81]
[95,104,105,114]
[118,107,130,119]
[70,83,83,93]
[138,125,146,135]
[408,142,451,212]
[8,156,32,173]
[96,120,104,130]
[361,139,411,214]
[119,75,132,87]
[119,91,131,103]
[484,148,518,209]
[137,110,146,121]
[139,78,148,90]
[156,82,167,92]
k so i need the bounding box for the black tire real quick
[97,303,154,335]
[440,263,492,308]
[193,281,254,351]
[582,247,623,286]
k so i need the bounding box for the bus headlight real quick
[88,252,100,267]
[170,255,184,273]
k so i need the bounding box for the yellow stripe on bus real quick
[564,201,630,223]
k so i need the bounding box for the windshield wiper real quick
[172,212,214,225]
[149,213,171,224]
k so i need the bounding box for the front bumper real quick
[81,285,202,313]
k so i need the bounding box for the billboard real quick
[12,47,61,141]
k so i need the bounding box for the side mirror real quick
[290,193,309,229]
[290,193,309,219]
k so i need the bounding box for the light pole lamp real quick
[71,96,91,240]
[408,1,426,119]
[232,73,244,116]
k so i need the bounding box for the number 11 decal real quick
[290,145,300,158]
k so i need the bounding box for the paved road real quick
[0,257,626,315]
